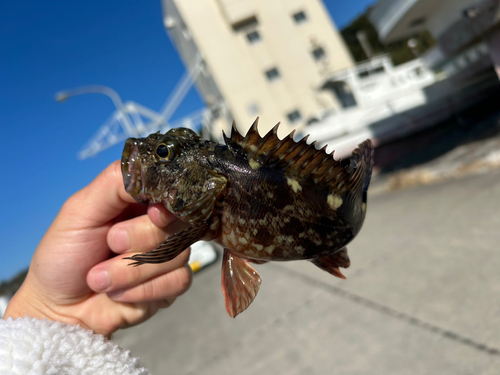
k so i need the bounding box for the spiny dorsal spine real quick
[223,118,373,196]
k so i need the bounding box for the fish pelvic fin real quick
[311,247,350,279]
[125,221,209,266]
[221,249,262,318]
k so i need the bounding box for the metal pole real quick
[356,30,373,60]
[55,85,136,136]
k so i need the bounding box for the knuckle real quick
[116,259,144,288]
[171,266,192,296]
[147,221,167,245]
[61,191,84,216]
[176,248,191,265]
[145,266,192,300]
[105,161,121,183]
[129,263,145,285]
[133,220,166,251]
[140,279,157,300]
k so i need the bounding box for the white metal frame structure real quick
[58,54,206,159]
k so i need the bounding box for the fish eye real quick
[155,135,180,162]
[155,143,172,160]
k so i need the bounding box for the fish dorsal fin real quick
[223,118,373,194]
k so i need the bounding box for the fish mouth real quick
[121,138,149,204]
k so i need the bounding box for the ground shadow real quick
[373,84,500,174]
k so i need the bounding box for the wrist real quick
[3,283,88,330]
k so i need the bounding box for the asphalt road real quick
[114,168,500,375]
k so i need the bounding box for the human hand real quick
[4,161,192,337]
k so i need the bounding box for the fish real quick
[121,118,374,317]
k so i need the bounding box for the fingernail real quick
[90,269,111,291]
[159,208,170,226]
[107,289,123,299]
[113,228,130,252]
[151,204,170,226]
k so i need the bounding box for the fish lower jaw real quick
[131,193,150,204]
[125,165,151,203]
[129,180,150,204]
[126,178,144,197]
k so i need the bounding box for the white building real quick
[161,0,355,137]
[77,0,500,160]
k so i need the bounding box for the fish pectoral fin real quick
[125,221,209,266]
[221,249,262,318]
[311,247,350,279]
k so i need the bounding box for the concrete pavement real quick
[114,168,500,374]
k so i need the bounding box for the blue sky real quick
[0,0,375,282]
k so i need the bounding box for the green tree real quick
[0,269,28,296]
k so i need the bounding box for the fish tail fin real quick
[346,139,374,203]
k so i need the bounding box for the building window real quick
[358,70,369,79]
[293,11,308,24]
[312,47,326,61]
[287,109,302,123]
[357,66,385,79]
[322,81,357,109]
[232,16,258,31]
[246,102,260,116]
[246,30,261,44]
[413,67,423,77]
[232,17,261,45]
[265,67,281,81]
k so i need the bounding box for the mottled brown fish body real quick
[121,118,374,318]
[215,168,359,261]
[205,142,367,261]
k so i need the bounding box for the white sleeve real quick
[0,317,149,375]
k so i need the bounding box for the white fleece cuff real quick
[0,317,149,375]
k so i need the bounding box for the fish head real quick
[121,127,205,205]
[122,128,226,222]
